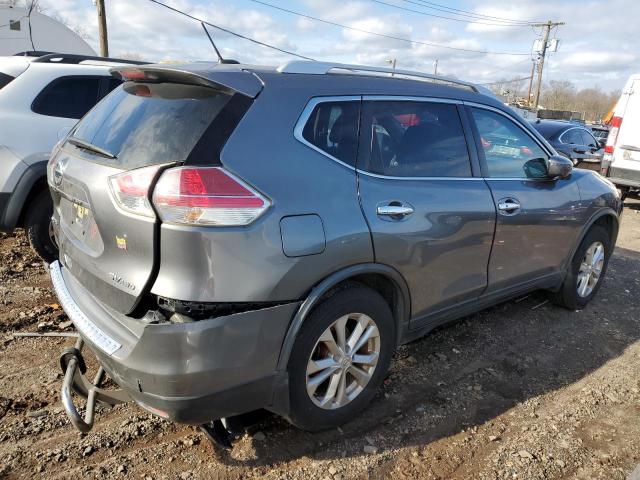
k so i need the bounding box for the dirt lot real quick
[1,200,639,480]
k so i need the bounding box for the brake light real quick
[108,165,160,217]
[604,116,622,154]
[152,167,269,226]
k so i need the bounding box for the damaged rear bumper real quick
[50,260,298,429]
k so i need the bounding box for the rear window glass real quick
[0,72,15,90]
[71,82,231,168]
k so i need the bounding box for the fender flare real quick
[2,160,48,231]
[275,263,411,372]
[563,208,620,271]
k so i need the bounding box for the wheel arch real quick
[3,160,48,230]
[564,208,619,271]
[275,263,411,372]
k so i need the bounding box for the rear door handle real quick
[377,205,414,217]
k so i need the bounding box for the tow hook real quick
[59,337,131,433]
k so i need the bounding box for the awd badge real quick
[115,235,127,251]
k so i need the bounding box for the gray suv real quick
[48,61,622,437]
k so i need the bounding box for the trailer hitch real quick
[59,338,131,433]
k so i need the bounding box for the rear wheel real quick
[26,191,58,264]
[553,225,611,310]
[287,284,395,431]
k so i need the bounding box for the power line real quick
[373,0,534,27]
[147,0,315,61]
[408,0,543,25]
[478,76,532,86]
[245,0,532,56]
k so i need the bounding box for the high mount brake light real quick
[108,165,160,217]
[604,116,622,154]
[152,167,270,226]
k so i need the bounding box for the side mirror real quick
[547,155,573,179]
[597,139,606,148]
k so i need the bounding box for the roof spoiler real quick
[110,64,263,98]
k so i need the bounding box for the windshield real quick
[70,82,232,168]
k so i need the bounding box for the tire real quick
[26,190,58,264]
[553,224,611,310]
[287,283,395,431]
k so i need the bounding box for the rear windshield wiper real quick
[67,136,117,160]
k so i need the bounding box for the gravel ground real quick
[1,198,639,480]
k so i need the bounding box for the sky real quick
[36,0,639,92]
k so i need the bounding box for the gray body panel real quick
[48,62,622,425]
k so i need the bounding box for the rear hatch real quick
[48,66,260,314]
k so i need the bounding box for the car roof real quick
[115,60,505,109]
[531,119,579,138]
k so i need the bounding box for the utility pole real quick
[386,58,396,76]
[531,20,564,109]
[526,59,536,107]
[95,0,109,57]
[433,59,438,75]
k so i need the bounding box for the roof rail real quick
[277,60,479,93]
[32,53,148,66]
[13,51,54,57]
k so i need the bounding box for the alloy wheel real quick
[577,241,605,298]
[306,313,380,410]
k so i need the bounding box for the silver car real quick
[47,61,622,441]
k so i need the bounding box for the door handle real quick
[377,205,414,217]
[497,199,521,215]
[573,147,586,154]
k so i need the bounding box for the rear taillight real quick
[152,167,269,226]
[108,165,160,217]
[604,116,622,154]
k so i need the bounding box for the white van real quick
[603,74,640,199]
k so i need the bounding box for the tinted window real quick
[302,101,360,166]
[562,128,583,145]
[32,77,101,119]
[471,108,548,178]
[0,72,14,90]
[106,78,122,94]
[71,82,232,168]
[363,101,471,177]
[579,129,598,147]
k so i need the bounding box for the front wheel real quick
[287,284,395,431]
[553,225,611,310]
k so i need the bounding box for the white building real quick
[0,3,95,56]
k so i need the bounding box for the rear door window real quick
[301,101,360,166]
[32,76,102,119]
[70,82,232,168]
[471,108,548,178]
[362,100,471,177]
[579,129,598,148]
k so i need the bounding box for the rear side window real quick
[0,72,14,90]
[362,100,471,177]
[471,108,547,178]
[301,101,360,166]
[579,129,598,147]
[71,82,232,168]
[32,76,101,119]
[562,129,583,145]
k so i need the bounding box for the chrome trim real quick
[293,95,361,171]
[463,101,554,157]
[362,95,462,104]
[377,205,414,216]
[357,169,482,181]
[49,261,121,355]
[558,126,592,145]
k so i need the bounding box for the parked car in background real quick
[531,119,603,172]
[602,74,640,200]
[0,52,145,262]
[590,124,610,145]
[48,60,621,440]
